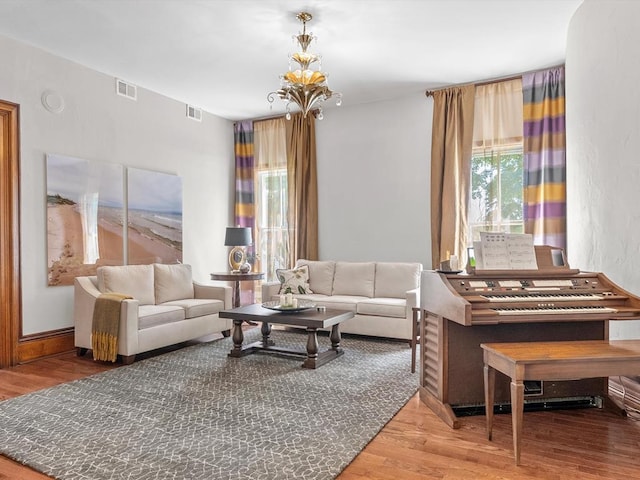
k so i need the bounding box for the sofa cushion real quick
[295,260,335,296]
[276,265,313,294]
[332,262,375,297]
[297,294,361,312]
[357,298,406,318]
[97,264,155,305]
[154,263,194,304]
[161,299,224,319]
[138,305,185,329]
[374,262,422,298]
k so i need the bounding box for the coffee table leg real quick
[229,319,244,357]
[306,328,319,365]
[261,321,275,346]
[330,324,342,353]
[303,326,344,369]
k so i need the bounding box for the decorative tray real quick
[436,269,464,274]
[261,300,316,313]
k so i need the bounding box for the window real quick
[469,145,524,242]
[469,79,524,245]
[255,168,289,282]
[253,118,289,284]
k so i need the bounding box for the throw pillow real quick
[276,265,313,294]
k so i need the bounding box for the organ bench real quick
[482,339,640,465]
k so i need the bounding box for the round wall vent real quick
[41,90,65,114]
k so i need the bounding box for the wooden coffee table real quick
[219,303,354,369]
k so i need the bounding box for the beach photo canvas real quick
[126,167,182,265]
[46,154,124,286]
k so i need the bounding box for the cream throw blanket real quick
[92,293,132,362]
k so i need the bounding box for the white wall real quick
[0,34,233,336]
[566,0,640,338]
[316,95,432,268]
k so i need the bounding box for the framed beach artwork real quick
[126,167,183,265]
[46,154,124,286]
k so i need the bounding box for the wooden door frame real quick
[0,100,20,368]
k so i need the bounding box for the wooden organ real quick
[419,248,640,428]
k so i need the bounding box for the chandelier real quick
[267,12,342,120]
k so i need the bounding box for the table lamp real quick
[224,227,252,272]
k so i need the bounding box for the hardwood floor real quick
[2,342,640,479]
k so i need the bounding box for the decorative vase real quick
[239,262,252,274]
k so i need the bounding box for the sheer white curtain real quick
[254,118,289,282]
[473,80,523,149]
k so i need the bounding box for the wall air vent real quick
[186,104,202,122]
[116,78,137,100]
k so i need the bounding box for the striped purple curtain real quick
[522,66,566,250]
[233,121,256,303]
[233,121,255,228]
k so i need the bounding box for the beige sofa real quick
[74,263,233,364]
[262,260,422,341]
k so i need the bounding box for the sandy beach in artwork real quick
[47,204,124,286]
[47,204,182,286]
[126,209,183,265]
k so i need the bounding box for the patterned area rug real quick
[0,329,417,480]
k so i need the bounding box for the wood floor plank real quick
[2,345,640,479]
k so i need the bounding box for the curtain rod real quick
[234,109,322,125]
[424,64,564,97]
[233,112,285,125]
[425,74,520,97]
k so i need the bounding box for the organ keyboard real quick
[484,293,605,302]
[424,270,640,326]
[418,250,640,429]
[494,305,618,315]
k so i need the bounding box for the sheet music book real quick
[475,233,538,270]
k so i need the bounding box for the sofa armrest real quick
[73,276,140,353]
[119,300,141,355]
[405,287,419,318]
[193,281,232,309]
[73,277,102,342]
[262,281,281,301]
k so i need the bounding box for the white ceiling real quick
[0,0,583,121]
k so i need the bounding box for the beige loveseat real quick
[74,263,232,364]
[262,260,422,341]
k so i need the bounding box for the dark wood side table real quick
[210,271,265,308]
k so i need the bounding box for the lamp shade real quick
[224,227,252,247]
